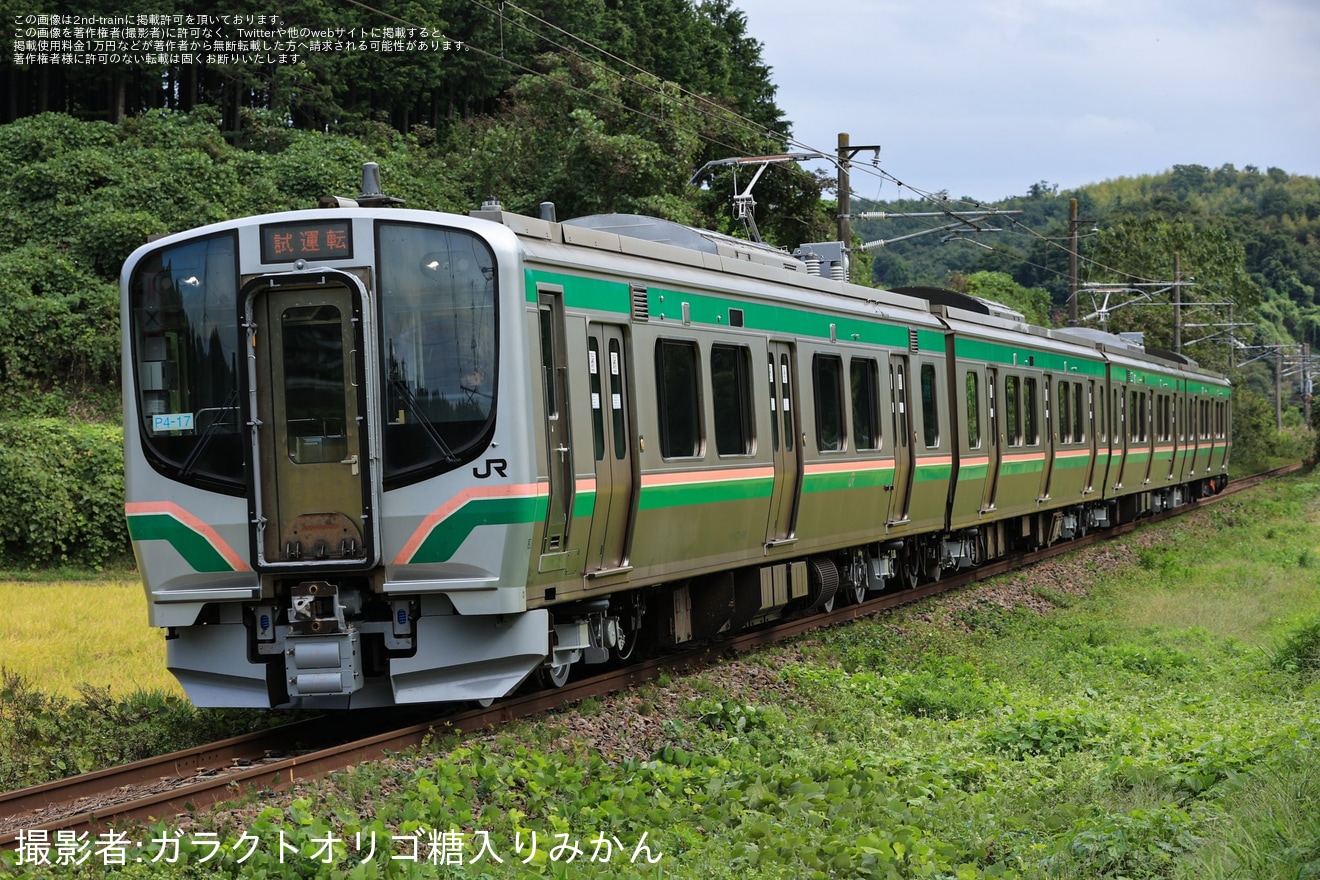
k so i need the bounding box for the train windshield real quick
[129,232,245,493]
[377,222,498,486]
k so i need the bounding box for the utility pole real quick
[1173,252,1182,353]
[1229,304,1235,370]
[833,133,882,282]
[1305,342,1313,427]
[1277,345,1284,432]
[1069,199,1079,325]
[837,132,851,252]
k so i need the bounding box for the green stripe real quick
[127,513,235,573]
[638,475,774,511]
[957,463,989,481]
[955,338,1106,376]
[526,269,931,351]
[409,496,545,564]
[1000,458,1046,477]
[914,462,953,482]
[801,468,895,494]
[572,490,596,518]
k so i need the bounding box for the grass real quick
[0,578,181,698]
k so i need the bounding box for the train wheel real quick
[923,544,943,583]
[846,553,869,605]
[613,622,637,661]
[969,532,985,566]
[538,660,572,688]
[898,545,920,590]
[612,598,644,662]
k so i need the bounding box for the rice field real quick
[0,579,182,697]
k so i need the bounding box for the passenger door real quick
[537,288,575,556]
[888,354,914,525]
[584,324,635,573]
[981,367,1001,512]
[765,341,801,545]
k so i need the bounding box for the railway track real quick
[0,465,1296,848]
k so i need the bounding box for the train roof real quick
[472,206,1229,384]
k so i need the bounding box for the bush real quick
[0,418,127,567]
[1269,614,1320,677]
[0,671,278,789]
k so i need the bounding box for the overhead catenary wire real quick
[343,0,1202,298]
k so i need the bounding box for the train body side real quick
[121,200,1232,709]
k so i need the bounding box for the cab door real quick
[765,341,801,545]
[248,275,374,568]
[584,324,635,573]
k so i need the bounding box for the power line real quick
[350,0,1208,296]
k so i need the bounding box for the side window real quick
[711,344,754,456]
[851,358,881,451]
[813,354,845,452]
[1024,377,1039,445]
[1096,384,1106,443]
[965,371,981,449]
[1130,390,1148,443]
[656,340,701,458]
[608,338,627,460]
[920,363,940,448]
[1006,375,1022,447]
[1058,380,1072,443]
[588,337,605,461]
[1074,383,1085,443]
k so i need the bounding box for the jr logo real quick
[472,458,508,479]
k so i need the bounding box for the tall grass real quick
[0,579,181,697]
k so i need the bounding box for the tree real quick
[1086,215,1258,371]
[951,271,1052,326]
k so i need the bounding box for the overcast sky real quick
[745,0,1320,204]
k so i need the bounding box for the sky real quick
[744,0,1320,204]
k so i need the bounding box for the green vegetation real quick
[0,674,281,791]
[5,473,1319,877]
[0,421,128,568]
[0,578,177,698]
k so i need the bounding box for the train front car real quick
[121,204,546,708]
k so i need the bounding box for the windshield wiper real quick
[391,377,458,462]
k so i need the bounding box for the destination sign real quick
[260,219,354,263]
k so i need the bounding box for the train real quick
[121,164,1231,709]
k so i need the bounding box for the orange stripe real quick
[804,459,895,475]
[124,501,251,571]
[641,466,776,487]
[393,483,543,565]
